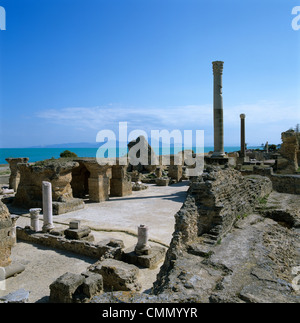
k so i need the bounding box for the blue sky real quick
[0,0,299,148]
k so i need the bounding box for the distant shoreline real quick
[0,146,261,165]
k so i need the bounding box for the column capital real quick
[212,61,224,75]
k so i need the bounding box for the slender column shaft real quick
[240,114,246,157]
[212,61,225,157]
[42,181,54,232]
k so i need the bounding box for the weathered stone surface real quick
[152,167,290,302]
[0,200,13,267]
[49,272,85,303]
[64,226,91,240]
[90,168,300,304]
[49,270,103,303]
[89,259,141,292]
[155,177,170,186]
[81,271,103,299]
[173,167,272,244]
[241,166,300,195]
[110,165,132,197]
[16,227,123,259]
[127,136,158,172]
[168,165,183,182]
[13,160,84,214]
[4,262,25,278]
[122,245,166,269]
[5,157,29,191]
[277,130,300,174]
[0,288,30,303]
[132,182,148,191]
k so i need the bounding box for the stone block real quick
[52,198,85,215]
[64,226,91,240]
[88,177,110,202]
[155,178,170,186]
[122,245,166,269]
[168,165,183,182]
[69,220,80,229]
[89,259,141,292]
[110,178,132,197]
[0,288,30,303]
[132,182,148,191]
[49,271,103,303]
[49,272,85,303]
[81,271,103,299]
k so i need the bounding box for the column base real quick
[42,223,55,233]
[211,152,226,158]
[205,156,229,166]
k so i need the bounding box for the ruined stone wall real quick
[154,166,272,294]
[240,167,300,195]
[5,157,29,192]
[277,130,299,174]
[177,167,272,243]
[271,174,300,195]
[13,160,80,211]
[0,200,13,267]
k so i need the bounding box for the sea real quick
[0,146,258,165]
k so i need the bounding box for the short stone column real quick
[42,181,54,232]
[29,208,41,232]
[212,61,225,158]
[240,114,246,158]
[135,224,151,255]
[10,215,19,245]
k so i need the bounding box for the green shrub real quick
[60,150,78,158]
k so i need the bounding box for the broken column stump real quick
[49,271,103,303]
[64,221,94,242]
[122,224,166,269]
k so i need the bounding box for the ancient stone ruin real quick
[151,166,300,303]
[275,130,300,174]
[13,160,84,215]
[0,200,13,268]
[5,158,29,192]
[10,157,133,215]
[1,60,299,303]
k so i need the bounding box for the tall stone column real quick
[42,181,54,232]
[240,114,246,158]
[212,61,225,157]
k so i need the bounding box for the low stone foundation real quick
[16,227,124,260]
[241,166,300,195]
